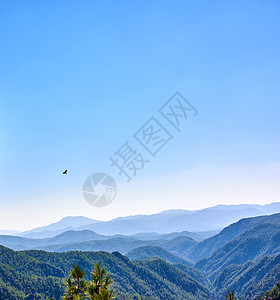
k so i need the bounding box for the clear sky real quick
[0,0,280,230]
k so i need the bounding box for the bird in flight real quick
[63,170,68,175]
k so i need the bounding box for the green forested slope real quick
[195,223,280,280]
[2,214,280,299]
[137,258,212,299]
[211,252,280,299]
[126,245,193,266]
[185,213,280,263]
[0,246,211,299]
[0,262,64,299]
[174,263,211,288]
[0,245,65,278]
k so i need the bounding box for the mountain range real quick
[2,202,280,298]
[2,209,280,299]
[14,202,280,238]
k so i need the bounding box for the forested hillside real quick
[2,214,280,299]
[0,246,212,299]
[126,245,193,266]
[184,213,280,262]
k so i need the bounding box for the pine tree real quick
[63,265,87,300]
[86,263,115,299]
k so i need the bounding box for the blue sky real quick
[0,0,280,230]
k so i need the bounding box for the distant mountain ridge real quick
[15,202,280,238]
[0,230,201,252]
[2,211,280,298]
[19,216,98,238]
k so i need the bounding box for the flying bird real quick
[63,170,68,175]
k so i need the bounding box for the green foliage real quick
[137,258,213,299]
[5,212,280,300]
[174,263,211,288]
[0,246,212,299]
[195,223,280,281]
[63,265,87,299]
[126,245,192,266]
[87,263,114,299]
[213,252,280,299]
[0,259,64,299]
[186,213,280,263]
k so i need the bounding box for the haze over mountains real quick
[0,202,280,255]
[2,204,280,298]
[15,202,280,238]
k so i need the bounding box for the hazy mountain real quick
[184,212,280,263]
[3,212,280,299]
[20,216,99,238]
[0,230,112,251]
[126,245,193,266]
[0,235,43,250]
[34,236,197,255]
[160,236,198,256]
[45,229,106,245]
[3,207,280,258]
[130,230,220,241]
[203,202,280,213]
[257,202,280,215]
[74,206,266,235]
[0,230,198,253]
[213,252,280,299]
[195,222,280,280]
[182,213,280,299]
[18,202,280,238]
